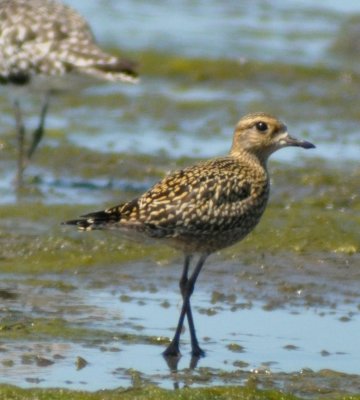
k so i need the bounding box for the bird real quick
[64,112,315,359]
[0,0,138,189]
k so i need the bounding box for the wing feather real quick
[136,158,255,237]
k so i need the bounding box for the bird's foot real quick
[191,345,205,358]
[163,343,181,372]
[163,342,181,358]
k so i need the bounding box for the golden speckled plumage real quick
[77,155,269,254]
[64,112,315,358]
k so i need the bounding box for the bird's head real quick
[230,112,315,163]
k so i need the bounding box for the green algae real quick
[0,315,168,346]
[22,278,76,292]
[0,201,174,273]
[0,385,292,400]
[244,202,359,255]
[330,14,360,63]
[0,199,357,275]
[0,230,174,274]
[33,145,173,182]
[0,159,358,275]
[227,343,245,353]
[0,144,195,190]
[59,48,358,126]
[0,316,111,342]
[122,49,345,84]
[0,383,359,400]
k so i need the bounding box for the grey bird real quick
[64,112,315,359]
[0,0,138,188]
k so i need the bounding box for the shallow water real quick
[1,250,359,396]
[0,0,360,398]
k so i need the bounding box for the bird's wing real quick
[135,158,255,237]
[64,157,265,236]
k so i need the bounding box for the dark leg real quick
[27,92,50,160]
[179,255,205,358]
[186,254,207,357]
[14,100,26,189]
[163,253,208,358]
[163,256,192,371]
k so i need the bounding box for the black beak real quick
[285,135,316,149]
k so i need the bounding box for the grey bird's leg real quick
[163,253,208,358]
[27,92,50,160]
[14,100,26,190]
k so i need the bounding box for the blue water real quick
[1,270,359,390]
[57,0,360,164]
[66,0,360,65]
[1,0,360,197]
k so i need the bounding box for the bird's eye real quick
[255,121,268,132]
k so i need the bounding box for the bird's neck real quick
[229,148,269,170]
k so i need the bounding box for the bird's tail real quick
[76,53,139,83]
[64,207,122,231]
[87,58,138,83]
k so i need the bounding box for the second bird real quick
[0,0,138,188]
[65,112,315,359]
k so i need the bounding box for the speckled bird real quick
[64,112,315,358]
[0,0,138,187]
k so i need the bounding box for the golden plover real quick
[64,112,315,358]
[0,0,138,187]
